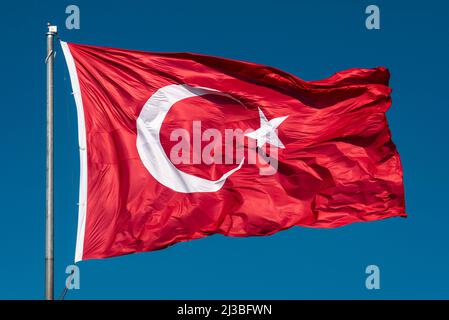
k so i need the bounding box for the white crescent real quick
[136,84,244,193]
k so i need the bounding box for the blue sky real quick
[0,0,448,299]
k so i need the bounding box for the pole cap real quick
[47,23,58,34]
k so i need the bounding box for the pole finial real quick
[47,23,58,35]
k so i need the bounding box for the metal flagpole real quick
[45,23,57,300]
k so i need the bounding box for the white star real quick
[245,107,288,149]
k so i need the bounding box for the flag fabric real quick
[61,41,406,262]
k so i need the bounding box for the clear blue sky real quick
[0,0,448,299]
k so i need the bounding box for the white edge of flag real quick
[60,41,87,263]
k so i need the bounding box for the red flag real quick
[61,41,406,262]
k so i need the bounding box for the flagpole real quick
[45,23,57,300]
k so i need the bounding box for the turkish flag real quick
[61,41,406,262]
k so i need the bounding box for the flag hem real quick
[60,41,87,263]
